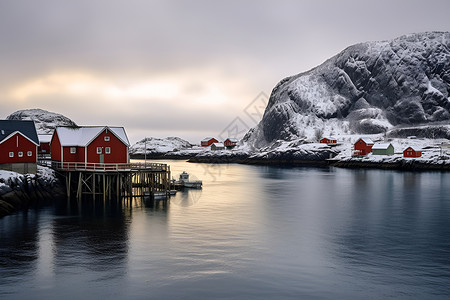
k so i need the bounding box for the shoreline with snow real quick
[0,166,65,218]
[131,136,450,171]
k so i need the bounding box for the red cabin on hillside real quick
[403,147,422,158]
[51,126,130,167]
[0,120,39,174]
[201,137,218,147]
[319,137,337,144]
[224,138,238,148]
[353,138,374,156]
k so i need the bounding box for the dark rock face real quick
[247,32,450,148]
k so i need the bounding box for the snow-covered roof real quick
[321,136,337,141]
[38,134,53,143]
[0,120,39,145]
[225,138,238,142]
[403,146,422,152]
[372,143,392,150]
[212,142,225,147]
[202,137,216,142]
[357,138,374,145]
[55,126,130,147]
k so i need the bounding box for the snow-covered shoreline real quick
[0,166,65,217]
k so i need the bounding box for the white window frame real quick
[105,147,111,154]
[97,147,102,154]
[9,152,14,158]
[18,152,23,157]
[27,151,32,157]
[70,147,76,154]
[104,136,110,142]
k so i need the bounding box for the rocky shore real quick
[0,166,65,218]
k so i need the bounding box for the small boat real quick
[169,190,177,196]
[173,171,202,189]
[143,191,168,200]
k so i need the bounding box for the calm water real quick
[1,160,450,299]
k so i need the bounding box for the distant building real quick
[0,120,39,174]
[403,146,422,158]
[353,138,374,156]
[201,137,218,147]
[224,138,238,149]
[51,126,130,166]
[38,134,53,155]
[211,142,225,151]
[372,143,394,155]
[319,137,337,144]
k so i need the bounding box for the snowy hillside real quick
[130,137,195,156]
[244,32,450,149]
[6,109,77,134]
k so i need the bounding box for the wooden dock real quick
[50,162,171,202]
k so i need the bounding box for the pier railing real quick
[51,161,169,172]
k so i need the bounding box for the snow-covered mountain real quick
[130,137,194,156]
[6,109,77,134]
[244,32,450,149]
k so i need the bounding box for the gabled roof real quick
[38,134,53,143]
[0,120,39,145]
[356,138,374,145]
[403,146,422,152]
[55,126,130,147]
[321,136,337,141]
[225,138,238,143]
[372,143,393,150]
[212,142,225,147]
[202,137,217,142]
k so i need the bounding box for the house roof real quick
[212,142,225,147]
[404,146,422,152]
[0,120,39,145]
[372,143,392,150]
[321,136,337,141]
[55,126,130,147]
[38,134,53,143]
[202,137,216,142]
[357,138,374,145]
[225,138,238,143]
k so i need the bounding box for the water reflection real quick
[333,170,450,298]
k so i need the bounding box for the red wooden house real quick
[224,138,238,148]
[201,137,218,147]
[403,146,422,158]
[51,126,130,166]
[38,134,52,155]
[0,120,39,174]
[319,137,337,144]
[353,138,374,156]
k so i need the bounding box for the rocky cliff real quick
[7,108,77,134]
[245,32,450,148]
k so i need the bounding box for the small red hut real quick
[403,147,422,158]
[0,120,39,173]
[319,137,337,144]
[51,126,130,166]
[201,137,218,147]
[353,138,374,156]
[38,134,52,155]
[224,138,238,148]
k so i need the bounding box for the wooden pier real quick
[51,162,171,202]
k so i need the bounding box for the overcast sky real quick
[0,0,449,143]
